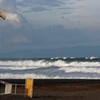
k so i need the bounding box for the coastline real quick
[0,79,100,100]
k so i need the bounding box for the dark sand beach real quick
[0,79,100,100]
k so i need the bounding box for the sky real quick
[0,0,100,57]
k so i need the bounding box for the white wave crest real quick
[0,73,51,79]
[85,56,99,60]
[59,66,100,73]
[0,60,100,70]
[0,73,100,79]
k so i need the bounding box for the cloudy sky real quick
[0,0,100,57]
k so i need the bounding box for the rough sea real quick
[0,57,100,79]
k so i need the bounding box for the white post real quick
[5,83,12,94]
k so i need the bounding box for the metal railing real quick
[0,78,33,98]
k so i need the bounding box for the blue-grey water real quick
[0,57,100,79]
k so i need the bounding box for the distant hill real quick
[0,46,100,58]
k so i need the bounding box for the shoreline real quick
[1,79,100,84]
[0,79,100,100]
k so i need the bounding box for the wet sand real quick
[0,79,100,100]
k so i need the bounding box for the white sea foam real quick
[0,60,66,70]
[63,57,67,59]
[0,73,51,79]
[0,60,100,70]
[85,56,99,60]
[0,73,99,79]
[0,58,100,79]
[59,66,100,73]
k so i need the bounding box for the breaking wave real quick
[0,57,100,79]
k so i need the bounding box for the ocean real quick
[0,57,100,79]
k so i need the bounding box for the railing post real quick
[25,78,33,98]
[5,83,12,94]
[14,84,17,94]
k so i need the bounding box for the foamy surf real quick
[0,57,100,79]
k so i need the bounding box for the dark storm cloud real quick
[23,25,100,48]
[0,25,87,47]
[1,25,66,49]
[1,0,100,55]
[1,21,100,53]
